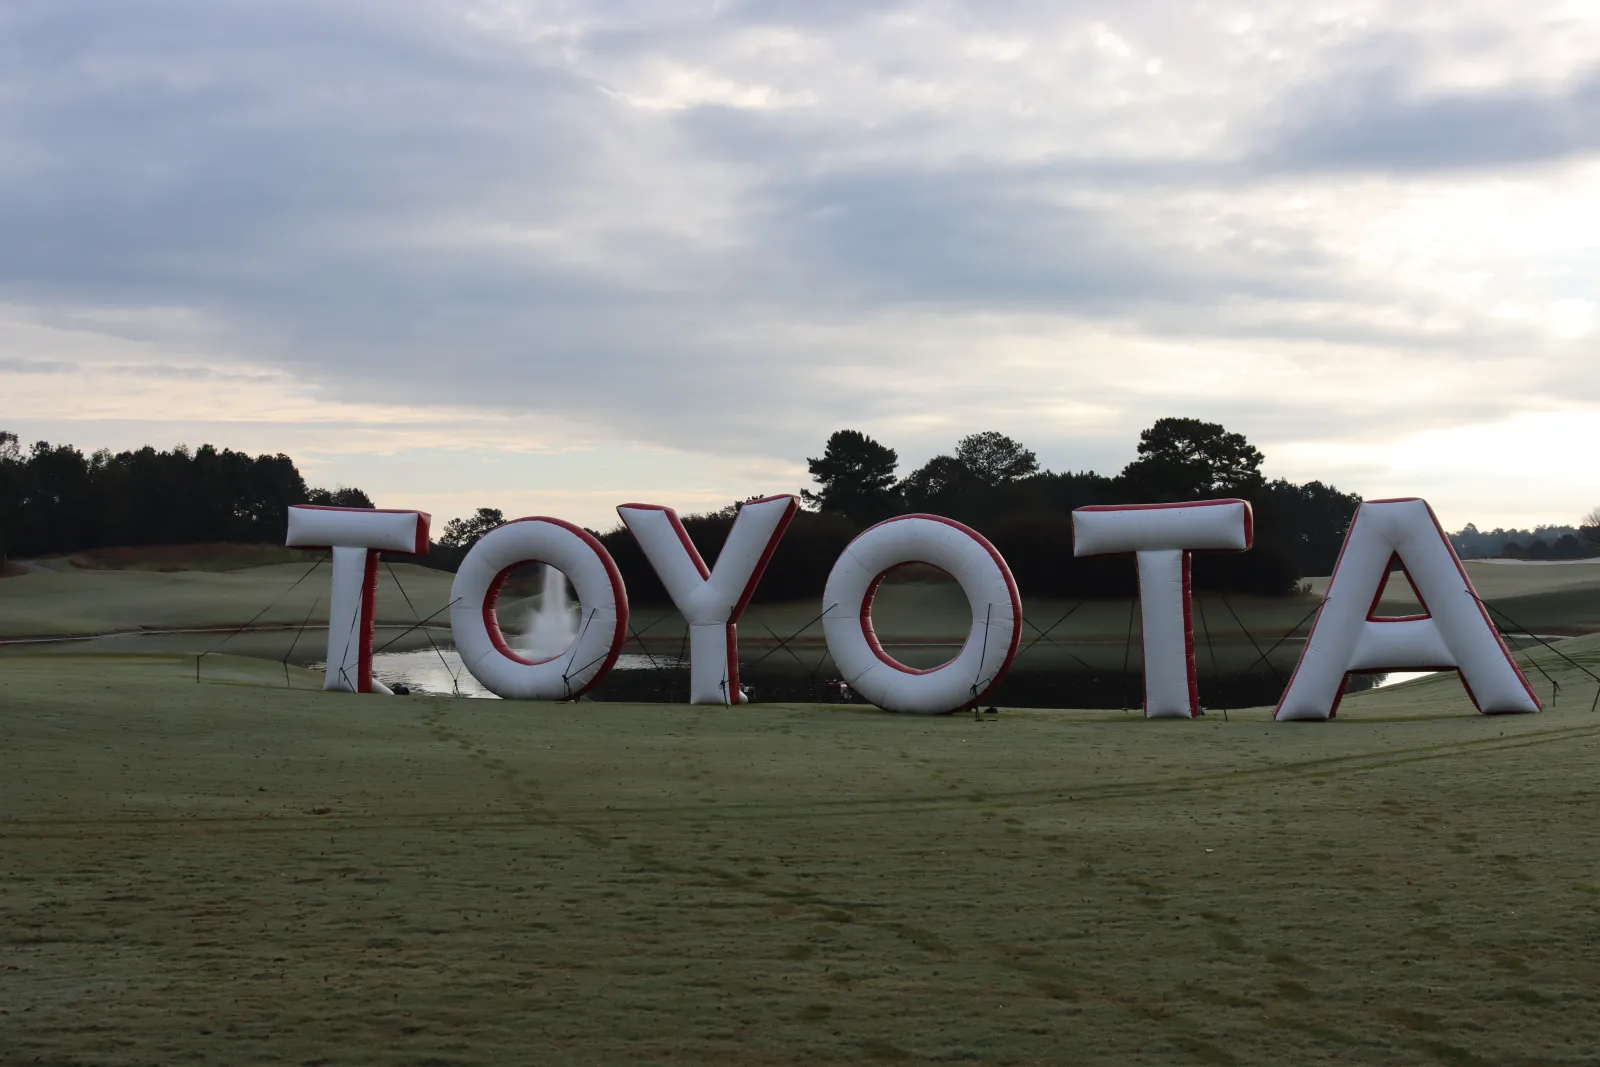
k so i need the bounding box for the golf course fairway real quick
[5,637,1600,1065]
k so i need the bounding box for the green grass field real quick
[5,554,1600,1064]
[5,638,1600,1065]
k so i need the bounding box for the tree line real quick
[586,418,1363,604]
[1450,521,1600,560]
[422,420,1376,604]
[0,418,1364,600]
[23,418,1583,602]
[0,430,370,563]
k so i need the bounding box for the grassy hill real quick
[1308,560,1600,635]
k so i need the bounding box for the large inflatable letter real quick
[1072,500,1253,718]
[617,495,799,705]
[823,514,1021,714]
[1276,497,1538,720]
[450,517,628,700]
[285,504,431,694]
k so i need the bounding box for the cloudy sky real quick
[2,0,1598,532]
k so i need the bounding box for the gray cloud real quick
[0,354,278,381]
[0,0,1595,485]
[1262,64,1600,171]
[0,356,72,374]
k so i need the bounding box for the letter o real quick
[450,517,629,700]
[822,514,1021,714]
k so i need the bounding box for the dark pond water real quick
[356,648,1423,709]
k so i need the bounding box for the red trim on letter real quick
[725,622,741,703]
[483,563,563,668]
[290,504,429,516]
[1072,498,1254,555]
[1279,498,1538,720]
[473,517,630,700]
[1420,499,1538,712]
[849,513,1024,704]
[411,512,432,555]
[1183,551,1198,715]
[358,549,379,694]
[730,495,800,621]
[860,569,942,676]
[618,503,710,579]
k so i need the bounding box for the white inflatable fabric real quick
[285,505,431,694]
[450,517,628,701]
[1073,500,1253,718]
[617,495,799,705]
[1277,497,1539,721]
[823,514,1021,714]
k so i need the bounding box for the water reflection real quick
[1371,671,1436,689]
[315,650,1440,706]
[324,649,677,698]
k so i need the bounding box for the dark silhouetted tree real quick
[0,431,19,563]
[901,432,1039,514]
[1119,417,1264,501]
[1257,478,1362,577]
[954,431,1038,486]
[899,454,978,511]
[801,430,900,525]
[0,429,366,557]
[306,486,375,509]
[439,508,506,549]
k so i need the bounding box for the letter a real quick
[617,495,799,705]
[1276,497,1539,720]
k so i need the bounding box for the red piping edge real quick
[358,549,379,694]
[476,517,631,700]
[618,503,711,580]
[1276,498,1540,720]
[848,513,1023,707]
[1073,498,1254,557]
[1183,551,1198,716]
[1421,498,1539,712]
[730,495,800,621]
[286,505,432,556]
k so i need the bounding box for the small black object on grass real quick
[984,706,999,715]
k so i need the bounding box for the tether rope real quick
[968,602,994,704]
[675,627,690,702]
[1217,598,1322,699]
[1018,604,1098,673]
[1217,594,1281,686]
[1468,591,1600,712]
[1195,593,1222,715]
[746,605,835,669]
[561,608,599,698]
[334,585,364,691]
[760,621,813,673]
[371,597,461,653]
[281,593,321,688]
[385,558,459,688]
[195,552,327,681]
[1510,632,1561,706]
[625,611,682,669]
[628,621,662,670]
[1120,596,1136,711]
